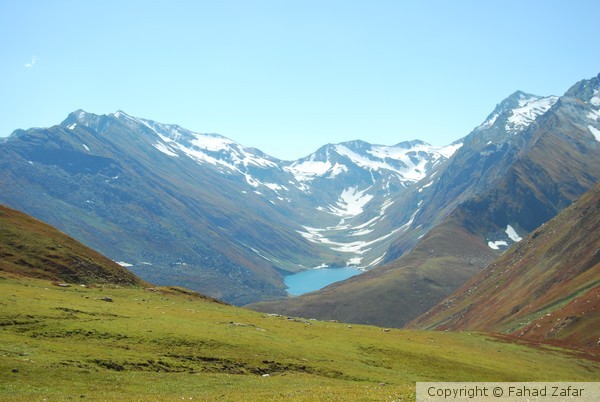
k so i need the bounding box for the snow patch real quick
[380,199,395,213]
[153,142,179,157]
[488,240,508,250]
[129,115,279,187]
[418,179,435,192]
[588,125,600,141]
[588,106,600,121]
[328,162,348,178]
[399,209,419,232]
[327,187,374,217]
[82,144,90,152]
[116,261,133,267]
[589,89,600,107]
[250,247,272,262]
[189,134,233,152]
[478,113,499,130]
[336,144,440,182]
[351,215,381,230]
[67,123,77,130]
[285,158,348,182]
[506,95,558,133]
[438,143,463,158]
[368,252,386,267]
[286,160,332,180]
[505,225,522,242]
[350,228,374,236]
[263,182,286,192]
[297,225,401,256]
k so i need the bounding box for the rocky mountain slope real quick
[249,73,600,326]
[0,110,456,304]
[409,183,600,350]
[0,205,145,286]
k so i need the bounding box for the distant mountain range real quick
[1,73,599,315]
[0,107,457,304]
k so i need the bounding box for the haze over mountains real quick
[1,72,600,319]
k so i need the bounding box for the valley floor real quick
[1,274,598,401]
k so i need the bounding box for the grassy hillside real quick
[1,206,598,400]
[409,184,600,350]
[1,274,598,401]
[0,205,145,286]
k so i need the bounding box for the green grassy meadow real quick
[1,275,598,401]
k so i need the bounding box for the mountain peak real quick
[475,91,558,134]
[65,109,91,122]
[112,110,132,119]
[564,72,600,103]
[61,109,103,131]
[499,91,544,114]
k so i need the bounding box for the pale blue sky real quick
[2,0,599,160]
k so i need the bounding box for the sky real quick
[1,0,599,161]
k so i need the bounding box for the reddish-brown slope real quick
[409,184,600,350]
[0,205,146,286]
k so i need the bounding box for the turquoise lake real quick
[284,267,363,295]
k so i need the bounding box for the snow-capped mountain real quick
[249,73,600,326]
[285,140,459,187]
[0,108,459,303]
[3,73,599,309]
[476,91,559,134]
[278,139,461,268]
[109,112,463,272]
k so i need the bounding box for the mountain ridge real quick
[0,108,458,303]
[248,72,600,325]
[1,72,599,308]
